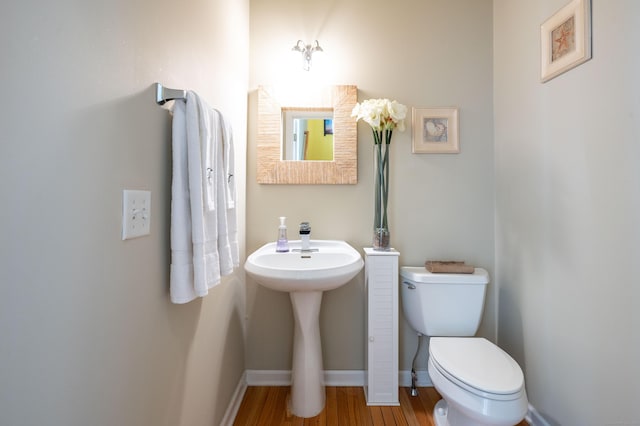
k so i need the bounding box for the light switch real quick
[122,190,151,240]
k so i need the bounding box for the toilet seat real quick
[429,337,525,401]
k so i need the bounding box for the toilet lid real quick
[400,266,489,284]
[429,337,524,396]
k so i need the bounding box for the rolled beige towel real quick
[425,261,475,274]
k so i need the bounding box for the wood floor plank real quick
[398,387,421,426]
[233,386,268,426]
[378,406,398,426]
[261,385,287,425]
[345,387,358,424]
[291,415,305,426]
[404,387,432,426]
[353,388,374,426]
[390,404,409,426]
[415,387,437,426]
[369,406,385,426]
[273,387,293,426]
[335,387,350,425]
[324,386,338,426]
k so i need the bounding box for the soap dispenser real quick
[276,216,289,252]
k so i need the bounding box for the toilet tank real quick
[400,266,489,337]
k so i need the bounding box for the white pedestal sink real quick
[244,240,364,418]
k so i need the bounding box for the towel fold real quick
[169,91,238,304]
[425,261,475,274]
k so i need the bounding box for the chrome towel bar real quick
[155,82,186,105]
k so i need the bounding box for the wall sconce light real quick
[292,40,323,71]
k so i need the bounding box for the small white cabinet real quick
[363,248,400,406]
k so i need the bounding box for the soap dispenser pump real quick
[276,216,289,252]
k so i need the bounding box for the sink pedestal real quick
[289,291,325,418]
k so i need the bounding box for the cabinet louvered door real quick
[364,248,400,406]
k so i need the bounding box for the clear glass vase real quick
[373,137,391,251]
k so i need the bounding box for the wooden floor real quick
[233,386,529,425]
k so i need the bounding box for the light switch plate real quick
[122,190,151,240]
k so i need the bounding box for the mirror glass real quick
[282,109,333,161]
[257,85,358,184]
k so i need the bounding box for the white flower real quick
[387,100,407,131]
[352,98,407,133]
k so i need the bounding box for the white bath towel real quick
[221,110,239,271]
[170,91,238,304]
[211,109,239,275]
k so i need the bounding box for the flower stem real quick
[374,130,383,229]
[373,129,391,231]
[381,129,392,229]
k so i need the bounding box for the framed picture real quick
[411,107,459,154]
[540,0,592,83]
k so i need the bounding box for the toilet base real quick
[433,396,525,426]
[434,398,496,426]
[433,399,450,426]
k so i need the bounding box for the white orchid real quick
[387,100,407,131]
[351,98,407,133]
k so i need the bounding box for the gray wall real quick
[494,0,640,424]
[247,0,495,373]
[0,0,249,425]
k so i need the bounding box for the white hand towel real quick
[221,110,239,269]
[169,99,197,303]
[213,109,239,274]
[186,92,220,297]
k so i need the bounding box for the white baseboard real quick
[399,369,433,387]
[219,371,248,426]
[245,369,366,386]
[525,403,551,426]
[244,369,431,387]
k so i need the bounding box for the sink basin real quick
[244,239,364,418]
[244,239,364,292]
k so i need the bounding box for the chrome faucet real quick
[299,222,311,251]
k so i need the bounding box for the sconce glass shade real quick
[292,40,323,71]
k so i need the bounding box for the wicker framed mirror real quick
[257,85,358,184]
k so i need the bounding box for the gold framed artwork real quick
[540,0,592,83]
[411,107,459,154]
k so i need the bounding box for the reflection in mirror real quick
[282,109,333,161]
[257,85,358,184]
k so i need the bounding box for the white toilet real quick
[400,266,528,426]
